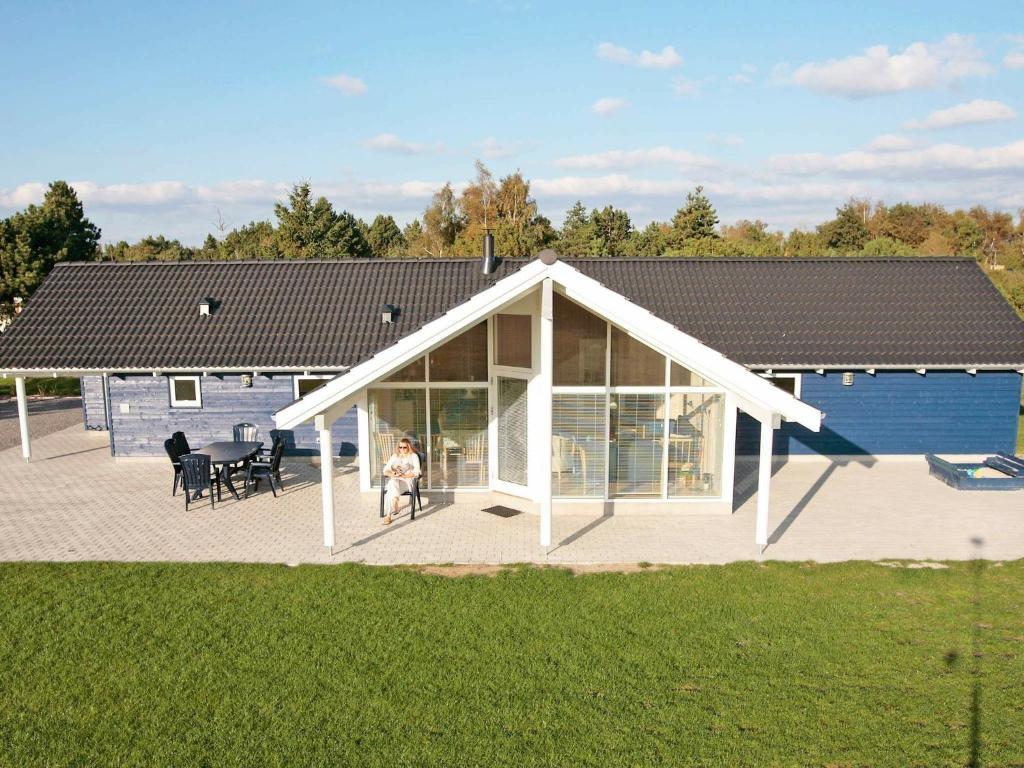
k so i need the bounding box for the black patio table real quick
[194,441,263,501]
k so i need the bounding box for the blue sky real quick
[1,0,1022,244]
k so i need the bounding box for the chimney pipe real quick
[482,231,496,275]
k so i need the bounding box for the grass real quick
[0,376,80,398]
[1,562,1023,767]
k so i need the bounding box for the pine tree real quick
[670,186,720,248]
[367,214,406,258]
[0,181,100,319]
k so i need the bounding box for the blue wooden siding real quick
[106,374,357,457]
[737,371,1022,456]
[80,375,109,430]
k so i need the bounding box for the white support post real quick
[15,376,31,462]
[538,278,554,548]
[316,415,336,549]
[755,416,774,552]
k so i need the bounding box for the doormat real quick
[482,505,523,518]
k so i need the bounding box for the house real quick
[2,250,1022,552]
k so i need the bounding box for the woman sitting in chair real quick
[382,437,421,525]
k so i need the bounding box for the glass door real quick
[494,376,529,491]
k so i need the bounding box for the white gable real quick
[275,259,822,431]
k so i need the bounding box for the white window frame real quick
[293,374,333,399]
[168,375,202,409]
[761,372,801,399]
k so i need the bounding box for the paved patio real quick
[1,424,1022,564]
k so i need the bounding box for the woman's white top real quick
[384,451,421,478]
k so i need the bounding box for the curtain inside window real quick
[497,377,529,484]
[552,393,607,497]
[609,393,664,497]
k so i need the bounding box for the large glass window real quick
[495,314,532,368]
[667,393,725,497]
[553,294,607,386]
[429,322,488,382]
[368,389,427,487]
[430,388,488,488]
[608,394,664,497]
[552,394,607,497]
[610,327,665,386]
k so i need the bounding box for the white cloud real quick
[866,134,915,152]
[322,73,367,95]
[770,139,1024,179]
[591,97,628,116]
[672,76,701,97]
[596,42,683,69]
[904,99,1017,130]
[729,63,757,84]
[554,146,719,172]
[706,133,744,147]
[476,137,531,159]
[1004,50,1024,69]
[364,133,444,155]
[790,34,991,98]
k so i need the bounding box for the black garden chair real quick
[379,451,425,520]
[172,431,191,458]
[245,438,285,498]
[164,438,184,496]
[179,453,221,510]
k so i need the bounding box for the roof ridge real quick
[53,255,977,268]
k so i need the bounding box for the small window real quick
[294,374,333,398]
[670,362,710,388]
[495,314,532,369]
[764,373,801,398]
[169,376,202,408]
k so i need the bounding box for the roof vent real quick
[482,231,496,275]
[382,304,398,325]
[198,298,213,317]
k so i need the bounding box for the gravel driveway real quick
[0,396,84,452]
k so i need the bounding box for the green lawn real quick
[1,562,1022,767]
[0,376,80,398]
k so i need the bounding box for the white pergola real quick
[275,258,823,554]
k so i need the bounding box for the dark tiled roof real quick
[567,257,1024,367]
[0,257,1021,372]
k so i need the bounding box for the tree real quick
[103,235,193,261]
[784,230,824,257]
[422,183,464,257]
[721,219,784,256]
[333,210,373,259]
[274,182,370,259]
[556,201,598,256]
[623,221,671,257]
[670,186,720,248]
[221,221,278,260]
[0,181,100,318]
[590,205,633,257]
[366,214,406,259]
[402,219,429,257]
[861,236,917,257]
[818,201,870,253]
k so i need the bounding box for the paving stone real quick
[1,426,1021,564]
